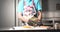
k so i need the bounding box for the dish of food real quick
[22,26,33,28]
[9,26,49,30]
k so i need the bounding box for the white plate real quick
[9,26,48,30]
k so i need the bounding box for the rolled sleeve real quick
[35,0,42,11]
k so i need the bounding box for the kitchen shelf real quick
[42,18,60,29]
[42,18,54,27]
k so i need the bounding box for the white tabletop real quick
[9,26,49,30]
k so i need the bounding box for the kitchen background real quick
[0,0,60,30]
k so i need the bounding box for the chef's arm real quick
[37,11,42,21]
[17,12,28,22]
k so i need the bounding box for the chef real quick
[17,0,42,26]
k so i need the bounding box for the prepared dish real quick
[23,26,33,28]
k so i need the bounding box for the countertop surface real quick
[0,26,50,30]
[9,26,50,30]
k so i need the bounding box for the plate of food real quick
[22,26,34,28]
[9,26,49,30]
[11,26,34,30]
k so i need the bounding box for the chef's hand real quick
[24,19,29,22]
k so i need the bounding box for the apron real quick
[23,0,36,20]
[22,0,37,26]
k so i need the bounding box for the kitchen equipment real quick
[54,23,59,29]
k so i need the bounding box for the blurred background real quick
[0,0,15,30]
[0,0,60,30]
